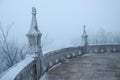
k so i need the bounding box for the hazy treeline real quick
[71,29,120,46]
[89,29,120,44]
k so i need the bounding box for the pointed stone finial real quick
[83,25,85,30]
[26,7,43,78]
[28,7,41,35]
[83,25,85,28]
[81,25,88,53]
[26,7,42,57]
[32,7,36,15]
[83,25,87,35]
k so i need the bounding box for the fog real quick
[0,0,120,51]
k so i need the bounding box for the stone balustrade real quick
[88,44,120,53]
[0,56,35,80]
[0,44,120,80]
[41,46,82,74]
[0,46,83,80]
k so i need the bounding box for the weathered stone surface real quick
[47,53,120,80]
[81,25,88,53]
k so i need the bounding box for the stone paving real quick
[47,53,120,80]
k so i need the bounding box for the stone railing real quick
[88,44,120,53]
[0,56,36,80]
[0,46,83,80]
[0,44,120,80]
[41,46,82,75]
[41,44,120,75]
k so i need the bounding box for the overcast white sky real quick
[0,0,120,51]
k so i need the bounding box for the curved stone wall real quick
[0,44,120,80]
[0,56,35,80]
[41,46,82,74]
[88,44,120,53]
[41,44,120,75]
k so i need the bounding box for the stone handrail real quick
[0,56,36,80]
[41,46,82,74]
[88,44,120,53]
[0,46,83,80]
[0,44,120,80]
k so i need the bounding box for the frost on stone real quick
[39,73,48,80]
[0,57,34,80]
[61,56,69,63]
[28,7,41,35]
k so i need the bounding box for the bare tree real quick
[0,23,26,74]
[89,29,117,44]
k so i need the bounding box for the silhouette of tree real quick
[0,23,26,74]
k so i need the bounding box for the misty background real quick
[0,0,120,52]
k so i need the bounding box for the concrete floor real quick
[47,53,120,80]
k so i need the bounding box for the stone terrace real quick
[47,53,120,80]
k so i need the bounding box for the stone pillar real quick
[26,7,42,80]
[81,25,88,54]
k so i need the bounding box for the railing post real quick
[26,7,43,80]
[81,25,89,54]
